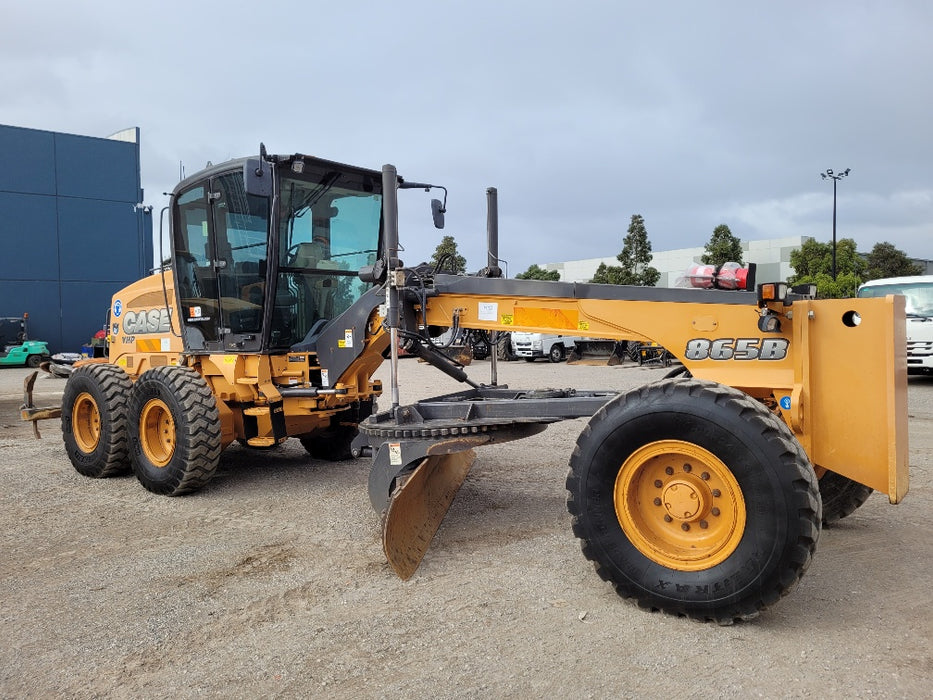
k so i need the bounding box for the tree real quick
[430,235,467,274]
[701,224,744,266]
[591,214,660,286]
[788,237,866,298]
[515,264,561,281]
[590,262,627,285]
[620,214,660,286]
[864,242,924,280]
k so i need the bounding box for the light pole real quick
[820,167,851,280]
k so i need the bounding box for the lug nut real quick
[681,523,690,531]
[654,479,663,488]
[664,515,673,523]
[711,507,721,517]
[665,466,674,475]
[653,497,662,506]
[701,472,710,480]
[699,520,709,529]
[712,489,721,497]
[683,463,692,473]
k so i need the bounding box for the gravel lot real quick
[1,358,931,698]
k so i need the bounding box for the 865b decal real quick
[685,337,789,361]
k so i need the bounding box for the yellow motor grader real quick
[22,148,908,623]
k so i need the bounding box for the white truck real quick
[857,275,933,375]
[510,332,581,362]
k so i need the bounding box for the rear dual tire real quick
[566,378,821,623]
[62,364,133,478]
[127,366,222,496]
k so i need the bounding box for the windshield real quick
[858,281,933,317]
[271,166,382,349]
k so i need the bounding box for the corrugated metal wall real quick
[0,124,153,353]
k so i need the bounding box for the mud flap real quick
[382,450,476,579]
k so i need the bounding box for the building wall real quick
[540,235,811,286]
[0,124,153,353]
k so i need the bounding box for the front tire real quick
[128,366,222,496]
[566,378,821,623]
[61,364,133,478]
[549,344,566,363]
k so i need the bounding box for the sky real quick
[3,1,932,275]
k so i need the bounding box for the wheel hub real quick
[140,399,175,468]
[73,392,101,453]
[662,479,708,521]
[614,440,746,571]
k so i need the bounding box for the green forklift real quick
[0,314,51,368]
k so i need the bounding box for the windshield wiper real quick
[292,171,340,218]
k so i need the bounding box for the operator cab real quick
[170,153,383,354]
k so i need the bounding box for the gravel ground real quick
[1,358,931,698]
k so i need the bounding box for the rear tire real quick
[61,364,133,478]
[26,354,42,368]
[566,378,821,623]
[818,470,872,524]
[128,366,222,496]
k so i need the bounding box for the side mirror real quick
[244,158,272,197]
[431,198,445,229]
[358,258,387,284]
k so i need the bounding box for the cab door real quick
[173,171,269,353]
[209,171,269,353]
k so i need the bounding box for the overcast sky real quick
[3,1,932,275]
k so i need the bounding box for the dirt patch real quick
[1,364,931,697]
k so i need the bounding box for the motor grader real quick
[22,148,909,623]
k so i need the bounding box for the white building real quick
[539,235,812,287]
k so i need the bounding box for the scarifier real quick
[22,147,909,622]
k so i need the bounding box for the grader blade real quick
[382,450,476,580]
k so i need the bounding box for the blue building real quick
[0,123,153,353]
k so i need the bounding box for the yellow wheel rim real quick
[614,440,746,571]
[73,392,101,453]
[139,398,175,468]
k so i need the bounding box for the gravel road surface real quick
[1,359,931,698]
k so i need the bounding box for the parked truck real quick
[857,275,933,375]
[510,332,581,362]
[22,147,909,622]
